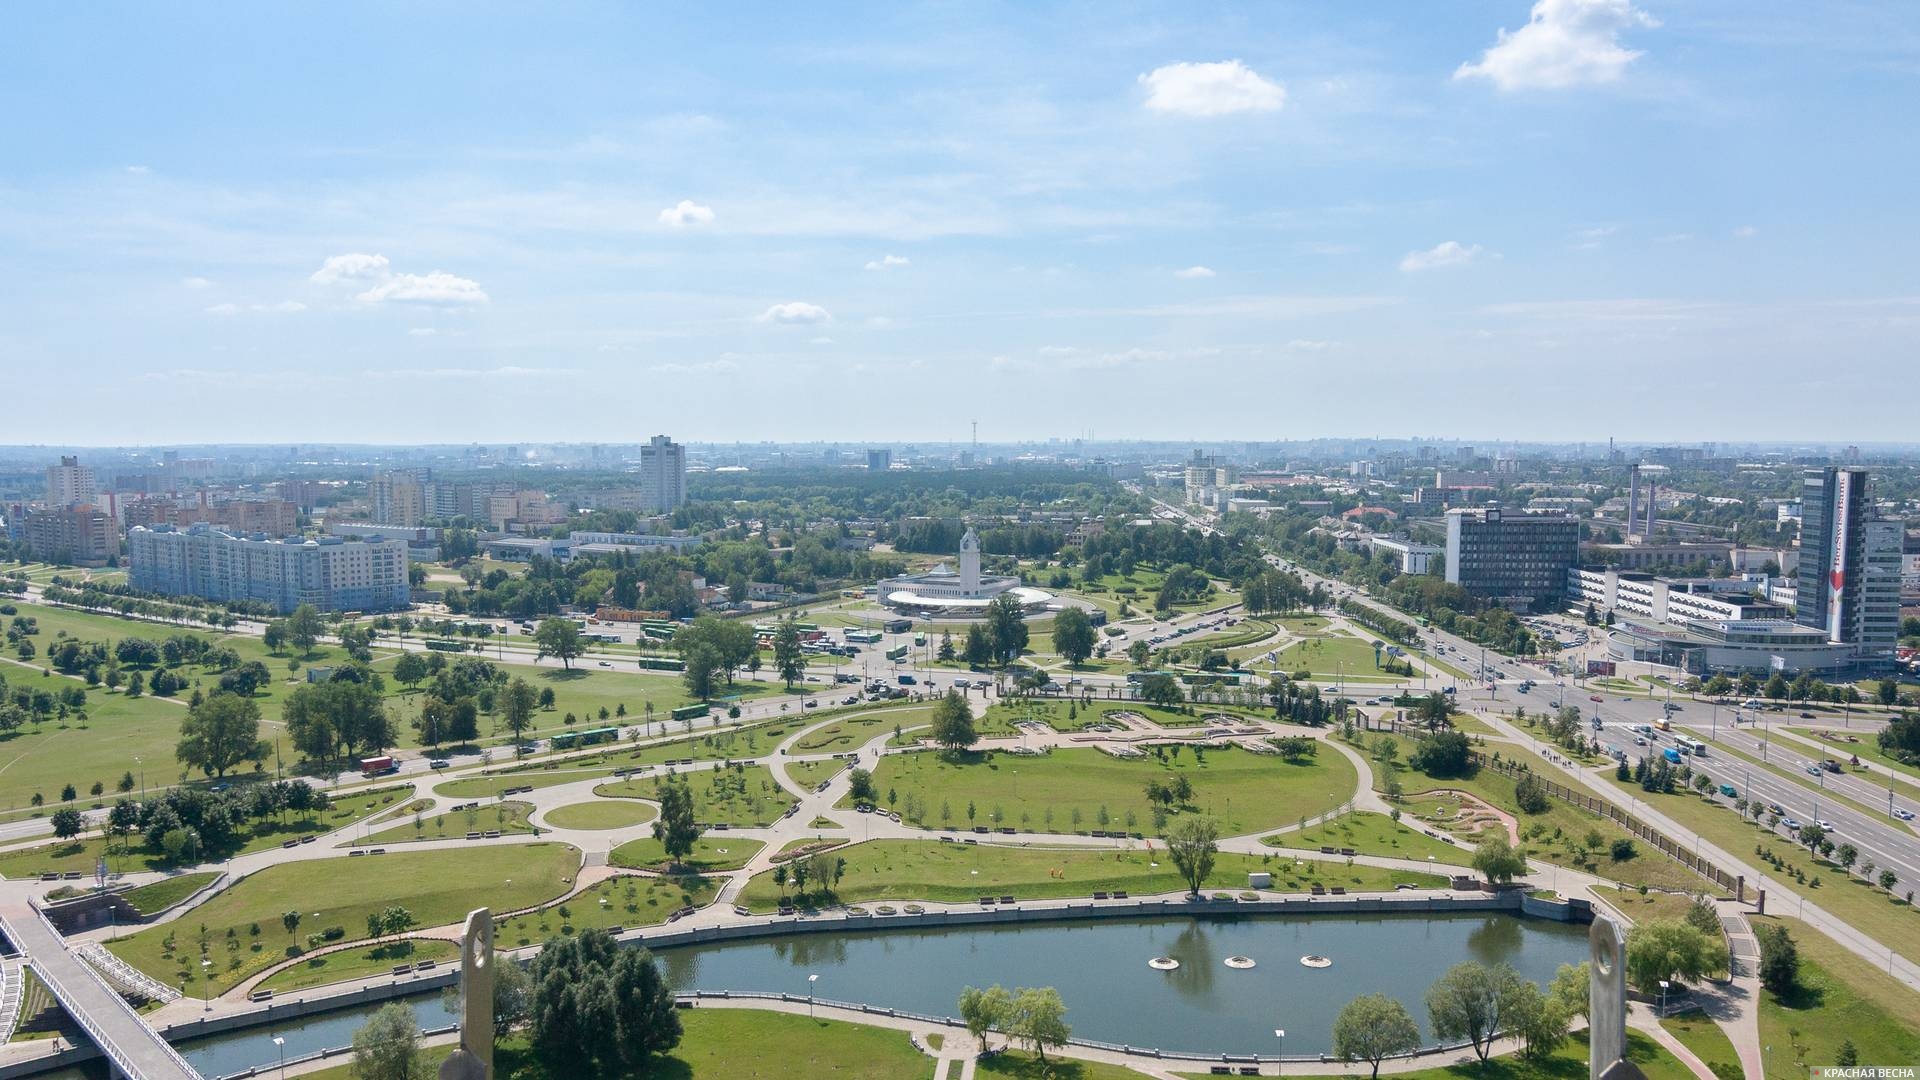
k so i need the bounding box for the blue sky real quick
[5,1,1918,445]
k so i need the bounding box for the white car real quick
[1816,820,1835,831]
[1894,808,1915,821]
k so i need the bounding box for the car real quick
[803,699,819,708]
[1782,818,1802,831]
[430,759,451,770]
[1816,820,1835,831]
[598,661,613,668]
[1633,736,1648,746]
[1895,808,1915,821]
[1799,711,1814,719]
[1590,695,1604,703]
[1805,765,1823,776]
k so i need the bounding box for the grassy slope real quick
[1752,914,1920,1078]
[609,836,766,874]
[541,799,657,830]
[595,764,796,827]
[1265,811,1473,866]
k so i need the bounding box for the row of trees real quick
[1332,960,1591,1075]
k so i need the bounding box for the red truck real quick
[360,755,399,778]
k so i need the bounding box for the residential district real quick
[0,439,1917,1080]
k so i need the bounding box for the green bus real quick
[635,655,686,673]
[670,703,709,722]
[550,726,620,750]
[885,644,909,662]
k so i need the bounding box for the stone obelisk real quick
[438,908,494,1080]
[1589,913,1644,1080]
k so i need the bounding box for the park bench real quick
[248,989,274,1002]
[1112,891,1128,899]
[1330,887,1346,895]
[1092,891,1109,900]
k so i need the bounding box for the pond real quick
[152,911,1586,1076]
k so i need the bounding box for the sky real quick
[5,1,1919,446]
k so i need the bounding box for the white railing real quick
[5,911,200,1080]
[0,958,23,1042]
[77,941,183,1003]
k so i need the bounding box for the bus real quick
[551,726,620,750]
[883,618,912,634]
[641,621,678,641]
[1180,672,1242,688]
[1673,735,1705,757]
[1127,670,1181,685]
[913,632,927,647]
[424,639,469,652]
[885,644,909,662]
[1653,718,1672,732]
[670,704,709,723]
[844,630,881,644]
[635,656,686,673]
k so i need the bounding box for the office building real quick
[20,507,117,566]
[1797,466,1901,664]
[45,456,98,509]
[1368,535,1442,575]
[640,435,688,511]
[128,523,409,614]
[371,471,427,526]
[1444,507,1580,612]
[866,448,893,472]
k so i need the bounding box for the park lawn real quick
[1754,916,1920,1078]
[542,799,658,831]
[596,764,796,827]
[1081,702,1247,731]
[1268,629,1393,682]
[119,872,221,916]
[364,800,535,844]
[737,838,1445,912]
[1660,1013,1741,1079]
[1264,811,1473,867]
[1592,886,1704,927]
[104,843,580,995]
[610,836,766,874]
[618,719,794,766]
[1178,1031,1685,1080]
[860,744,1355,838]
[785,758,846,789]
[1601,771,1920,963]
[791,705,934,752]
[494,873,719,947]
[0,678,196,815]
[0,784,414,877]
[978,1050,1144,1080]
[434,765,624,800]
[255,938,460,996]
[1399,753,1717,896]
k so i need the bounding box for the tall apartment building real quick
[21,507,117,566]
[1796,466,1901,663]
[1444,507,1581,612]
[371,471,427,526]
[45,456,97,509]
[128,523,409,614]
[640,435,688,512]
[866,448,892,472]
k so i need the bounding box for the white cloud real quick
[1173,265,1216,279]
[375,366,558,380]
[180,276,213,290]
[808,336,835,345]
[1399,241,1487,272]
[408,328,438,337]
[204,303,238,316]
[356,272,489,306]
[1454,0,1659,91]
[1732,224,1758,239]
[757,301,832,325]
[864,315,895,328]
[864,254,910,271]
[1139,60,1285,116]
[657,199,715,227]
[1285,339,1339,351]
[309,253,391,284]
[125,165,150,175]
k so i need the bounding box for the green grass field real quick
[979,1051,1144,1080]
[119,872,222,916]
[1754,915,1920,1077]
[1659,1013,1741,1079]
[541,799,657,831]
[737,838,1445,912]
[104,843,580,995]
[494,873,719,947]
[790,705,934,752]
[255,938,460,996]
[1178,1031,1687,1080]
[609,836,766,874]
[859,744,1356,837]
[784,758,846,789]
[0,784,414,877]
[364,800,535,843]
[595,764,796,827]
[433,765,622,800]
[1267,628,1391,680]
[1264,811,1473,866]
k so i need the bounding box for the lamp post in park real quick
[1273,1028,1285,1075]
[808,973,820,1019]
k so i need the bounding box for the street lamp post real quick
[274,1035,286,1080]
[808,973,820,1019]
[1657,979,1669,1019]
[201,958,213,1012]
[1274,1028,1285,1076]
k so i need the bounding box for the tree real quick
[958,984,1013,1052]
[772,619,805,688]
[1410,730,1472,778]
[1548,961,1590,1022]
[985,593,1030,665]
[528,930,680,1074]
[282,910,302,941]
[350,1001,425,1080]
[392,652,428,691]
[1137,673,1184,708]
[286,604,325,658]
[963,625,993,667]
[1752,922,1799,995]
[1504,979,1569,1062]
[937,631,956,662]
[651,779,700,867]
[847,767,876,803]
[1163,814,1219,895]
[674,617,756,684]
[931,691,977,751]
[680,641,722,702]
[262,621,287,655]
[176,692,265,778]
[1127,639,1150,668]
[1513,772,1551,814]
[1797,821,1826,853]
[1332,992,1421,1078]
[1051,607,1096,666]
[1472,832,1527,885]
[1425,961,1525,1063]
[533,618,584,670]
[1625,919,1729,995]
[1007,986,1070,1063]
[500,677,538,754]
[50,807,84,840]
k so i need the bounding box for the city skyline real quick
[6,2,1919,444]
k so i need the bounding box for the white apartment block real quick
[45,456,97,509]
[129,523,409,614]
[639,435,687,512]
